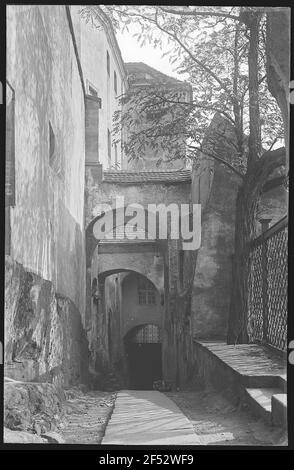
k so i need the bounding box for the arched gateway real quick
[124,324,162,390]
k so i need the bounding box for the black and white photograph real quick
[1,4,291,451]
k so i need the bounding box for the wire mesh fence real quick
[247,216,288,351]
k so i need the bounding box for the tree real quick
[82,5,287,344]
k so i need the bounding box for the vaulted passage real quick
[124,324,162,390]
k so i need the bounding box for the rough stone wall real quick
[6,5,86,315]
[192,163,239,339]
[5,256,89,387]
[190,112,287,342]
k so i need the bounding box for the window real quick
[89,85,98,97]
[114,70,117,94]
[49,122,64,179]
[49,121,55,166]
[138,277,156,305]
[130,324,161,344]
[114,143,118,168]
[146,108,167,120]
[107,50,110,77]
[107,129,111,166]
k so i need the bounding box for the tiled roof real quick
[125,62,190,88]
[103,169,192,184]
[99,225,155,244]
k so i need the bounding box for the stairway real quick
[194,341,287,429]
[244,375,287,428]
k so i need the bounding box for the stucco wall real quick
[6,5,86,314]
[86,179,192,228]
[98,248,164,293]
[71,5,126,170]
[121,272,163,336]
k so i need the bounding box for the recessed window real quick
[107,50,110,77]
[107,129,111,166]
[48,121,63,179]
[114,70,117,94]
[89,85,98,97]
[138,277,156,305]
[49,121,55,165]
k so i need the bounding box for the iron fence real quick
[247,216,288,351]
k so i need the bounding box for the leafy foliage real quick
[81,5,284,177]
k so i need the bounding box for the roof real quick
[102,169,192,184]
[99,225,155,244]
[125,62,191,89]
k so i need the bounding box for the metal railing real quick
[247,216,288,351]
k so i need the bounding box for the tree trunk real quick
[247,12,262,166]
[227,148,286,344]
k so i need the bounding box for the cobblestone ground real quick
[166,390,287,446]
[59,389,116,444]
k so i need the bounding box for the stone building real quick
[5,5,89,386]
[4,5,127,386]
[4,5,287,392]
[70,5,127,170]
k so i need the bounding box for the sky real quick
[116,27,187,81]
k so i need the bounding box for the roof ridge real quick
[104,168,191,174]
[124,61,188,86]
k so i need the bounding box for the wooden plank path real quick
[102,390,201,445]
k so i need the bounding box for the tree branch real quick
[158,7,241,21]
[188,144,245,179]
[152,12,238,105]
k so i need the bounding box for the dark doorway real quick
[125,324,162,390]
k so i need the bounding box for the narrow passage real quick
[102,390,201,445]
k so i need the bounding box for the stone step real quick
[244,387,286,426]
[272,393,287,429]
[244,374,287,390]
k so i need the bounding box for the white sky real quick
[116,28,187,81]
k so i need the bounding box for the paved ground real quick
[58,387,287,446]
[60,389,116,444]
[102,390,202,445]
[167,390,287,446]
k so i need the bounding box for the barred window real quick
[138,277,156,305]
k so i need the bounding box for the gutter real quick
[65,5,86,98]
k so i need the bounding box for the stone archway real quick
[95,270,163,387]
[124,323,162,390]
